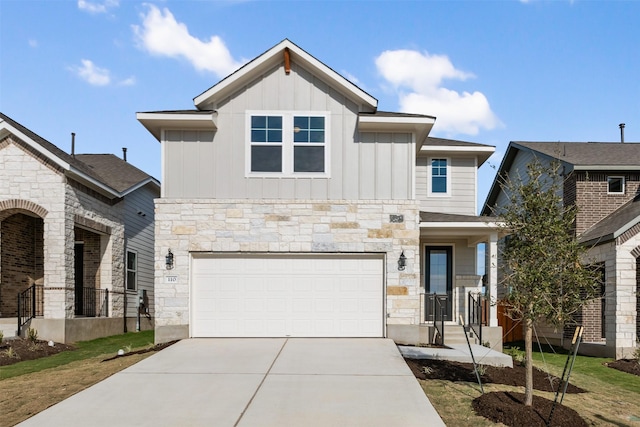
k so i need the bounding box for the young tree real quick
[496,157,599,406]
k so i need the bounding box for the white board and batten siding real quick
[163,62,415,201]
[123,183,157,317]
[190,254,385,338]
[416,156,477,215]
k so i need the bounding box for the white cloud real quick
[119,76,136,86]
[376,49,501,136]
[71,59,111,86]
[78,0,119,14]
[28,39,38,48]
[132,5,242,77]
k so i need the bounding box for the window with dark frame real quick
[249,113,327,175]
[126,251,137,291]
[607,176,624,194]
[431,158,447,193]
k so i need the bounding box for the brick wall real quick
[0,213,44,316]
[573,172,640,234]
[74,227,101,289]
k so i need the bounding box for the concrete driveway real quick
[18,338,445,427]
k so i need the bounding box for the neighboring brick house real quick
[138,39,502,346]
[483,141,640,359]
[0,113,160,343]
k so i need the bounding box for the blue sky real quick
[2,0,639,211]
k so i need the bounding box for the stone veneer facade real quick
[0,136,126,342]
[154,199,421,343]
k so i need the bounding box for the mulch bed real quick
[405,358,586,393]
[605,359,640,377]
[473,391,588,427]
[0,338,75,366]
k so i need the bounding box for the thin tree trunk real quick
[524,317,533,406]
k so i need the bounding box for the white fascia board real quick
[420,145,495,154]
[613,216,640,239]
[420,221,503,230]
[136,112,217,142]
[574,165,640,171]
[0,121,70,171]
[118,177,161,198]
[66,167,120,198]
[358,115,435,146]
[194,40,378,109]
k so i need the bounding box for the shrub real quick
[504,346,526,366]
[26,327,38,343]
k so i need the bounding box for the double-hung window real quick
[126,250,137,291]
[428,158,450,196]
[248,111,329,176]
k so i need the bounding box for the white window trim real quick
[607,176,625,194]
[245,110,331,178]
[126,250,138,291]
[427,157,451,197]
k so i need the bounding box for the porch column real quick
[488,232,499,327]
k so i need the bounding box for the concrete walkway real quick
[18,338,445,427]
[399,343,513,367]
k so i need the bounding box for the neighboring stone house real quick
[482,140,640,359]
[137,39,502,347]
[0,113,160,343]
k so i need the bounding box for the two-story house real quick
[483,141,640,359]
[138,39,502,347]
[0,113,159,343]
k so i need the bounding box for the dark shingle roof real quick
[74,154,157,194]
[513,141,640,168]
[0,112,158,196]
[420,211,498,223]
[424,136,494,149]
[579,195,640,245]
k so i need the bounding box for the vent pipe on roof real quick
[71,133,76,158]
[122,147,127,162]
[619,123,625,143]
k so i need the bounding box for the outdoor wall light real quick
[165,249,174,270]
[397,250,407,271]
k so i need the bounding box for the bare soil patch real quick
[606,359,640,377]
[405,358,588,427]
[0,339,75,366]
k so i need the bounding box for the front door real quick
[74,243,84,316]
[425,246,452,321]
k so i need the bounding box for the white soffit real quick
[136,112,217,141]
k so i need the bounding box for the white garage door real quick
[191,254,384,337]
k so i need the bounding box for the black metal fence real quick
[425,293,448,346]
[468,292,487,344]
[18,285,110,336]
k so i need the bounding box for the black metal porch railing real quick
[76,287,109,317]
[468,291,488,344]
[426,293,447,346]
[17,284,44,336]
[18,285,110,335]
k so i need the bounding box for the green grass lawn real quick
[1,330,154,380]
[508,340,640,394]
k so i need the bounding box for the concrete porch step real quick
[434,324,481,346]
[0,318,18,338]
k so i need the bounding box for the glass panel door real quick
[425,246,452,321]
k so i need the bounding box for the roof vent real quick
[619,123,625,143]
[71,132,76,158]
[122,147,127,162]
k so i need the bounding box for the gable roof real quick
[579,195,640,246]
[481,140,640,215]
[0,113,159,198]
[75,154,160,195]
[194,39,378,110]
[512,141,640,170]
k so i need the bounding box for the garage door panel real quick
[192,255,383,337]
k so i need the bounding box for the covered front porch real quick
[418,211,502,348]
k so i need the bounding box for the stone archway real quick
[0,200,47,317]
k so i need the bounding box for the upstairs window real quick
[247,111,329,176]
[429,158,450,196]
[607,176,624,194]
[250,116,282,172]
